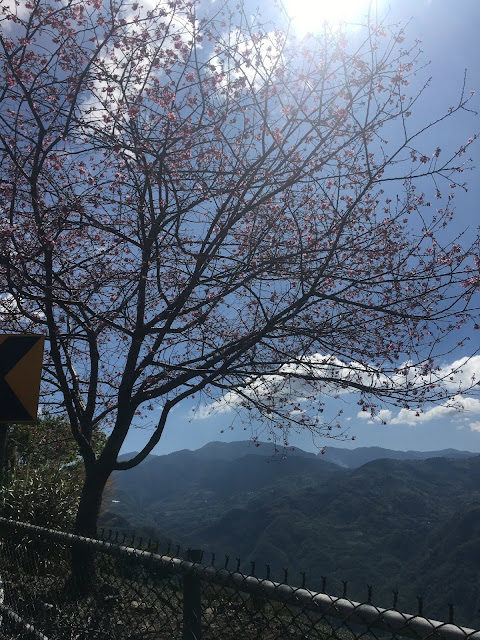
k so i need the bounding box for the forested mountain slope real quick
[101,443,480,628]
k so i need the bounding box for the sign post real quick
[0,334,44,485]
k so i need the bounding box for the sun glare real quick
[284,0,373,34]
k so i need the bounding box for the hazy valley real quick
[101,442,480,628]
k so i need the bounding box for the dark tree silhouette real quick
[0,0,478,541]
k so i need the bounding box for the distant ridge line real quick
[119,440,478,469]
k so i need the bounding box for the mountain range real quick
[101,441,480,628]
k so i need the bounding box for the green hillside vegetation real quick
[102,443,480,629]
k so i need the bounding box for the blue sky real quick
[118,0,480,457]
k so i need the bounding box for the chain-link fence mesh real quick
[0,517,478,640]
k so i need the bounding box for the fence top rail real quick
[0,602,50,640]
[0,517,478,640]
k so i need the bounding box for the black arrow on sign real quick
[0,336,40,422]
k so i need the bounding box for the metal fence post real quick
[183,549,203,640]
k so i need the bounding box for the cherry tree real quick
[0,0,479,541]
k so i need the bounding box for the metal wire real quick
[0,517,478,640]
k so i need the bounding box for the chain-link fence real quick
[0,516,479,640]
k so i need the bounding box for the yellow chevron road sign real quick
[0,334,44,423]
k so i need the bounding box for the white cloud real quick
[435,356,480,392]
[0,294,19,316]
[0,294,45,323]
[357,385,480,431]
[194,353,480,423]
[379,409,393,421]
[358,408,392,423]
[1,0,29,31]
[387,395,480,426]
[211,28,286,92]
[191,394,237,420]
[79,1,198,135]
[192,373,292,419]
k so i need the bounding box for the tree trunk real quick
[70,463,111,595]
[0,424,8,488]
